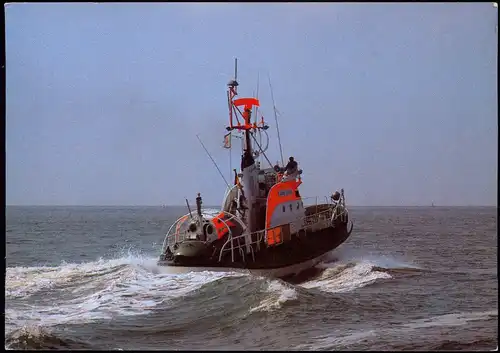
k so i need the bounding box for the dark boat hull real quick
[157,220,352,278]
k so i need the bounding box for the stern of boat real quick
[158,208,247,267]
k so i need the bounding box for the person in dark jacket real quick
[283,157,299,181]
[285,157,298,174]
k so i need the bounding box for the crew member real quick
[283,156,299,181]
[196,193,203,217]
[331,191,341,204]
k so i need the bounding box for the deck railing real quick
[218,201,349,263]
[162,211,241,253]
[162,195,349,263]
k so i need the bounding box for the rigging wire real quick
[255,73,262,164]
[267,73,284,167]
[250,130,274,169]
[196,134,230,188]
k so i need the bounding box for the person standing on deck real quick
[283,156,299,181]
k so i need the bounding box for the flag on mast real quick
[223,132,231,149]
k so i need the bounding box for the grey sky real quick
[5,3,498,206]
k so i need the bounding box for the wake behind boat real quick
[158,60,354,278]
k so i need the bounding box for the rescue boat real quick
[157,60,354,279]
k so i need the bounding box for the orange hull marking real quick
[266,226,282,245]
[213,212,236,239]
[265,179,302,230]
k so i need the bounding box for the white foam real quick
[201,208,222,217]
[5,254,238,331]
[325,247,421,270]
[300,261,392,293]
[6,257,131,299]
[301,249,424,294]
[250,280,298,313]
[4,324,56,350]
[6,324,53,340]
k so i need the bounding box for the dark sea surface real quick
[5,206,498,350]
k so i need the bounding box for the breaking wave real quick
[299,261,392,293]
[5,252,237,327]
[5,325,94,350]
[5,248,427,350]
[250,280,299,313]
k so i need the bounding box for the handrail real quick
[162,195,350,263]
[217,216,235,262]
[161,210,243,253]
[162,221,178,251]
[162,215,192,252]
[219,230,264,262]
[218,206,341,262]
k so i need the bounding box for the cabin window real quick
[279,189,293,197]
[289,204,293,211]
[295,190,301,197]
[297,202,300,210]
[282,205,285,212]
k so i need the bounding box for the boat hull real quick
[156,252,332,278]
[157,221,352,279]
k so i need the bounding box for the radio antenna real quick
[234,58,238,81]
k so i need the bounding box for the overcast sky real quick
[5,3,498,206]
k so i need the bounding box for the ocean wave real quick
[299,261,392,293]
[427,338,498,351]
[5,325,94,350]
[401,310,498,330]
[250,280,299,313]
[5,249,424,344]
[5,253,239,331]
[294,310,499,350]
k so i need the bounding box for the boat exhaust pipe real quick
[186,198,193,218]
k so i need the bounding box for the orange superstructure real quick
[264,179,303,245]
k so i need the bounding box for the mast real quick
[225,59,269,231]
[228,60,253,161]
